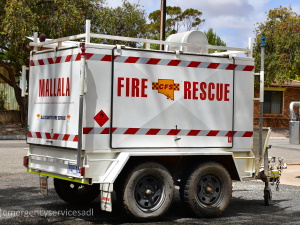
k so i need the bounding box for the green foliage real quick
[204,28,226,53]
[0,0,101,124]
[167,6,182,33]
[180,8,205,31]
[0,0,98,71]
[253,6,300,85]
[93,0,147,47]
[0,0,146,73]
[147,6,205,39]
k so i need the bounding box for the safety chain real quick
[276,172,281,191]
[270,170,280,191]
[270,158,286,191]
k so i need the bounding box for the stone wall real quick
[0,110,20,124]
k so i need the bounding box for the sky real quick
[105,0,300,48]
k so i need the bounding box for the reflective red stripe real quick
[73,135,78,142]
[52,133,60,140]
[226,64,237,70]
[188,61,201,67]
[101,127,117,134]
[167,129,180,135]
[75,54,81,61]
[168,60,181,66]
[47,58,55,64]
[243,65,254,71]
[125,56,140,63]
[146,58,161,64]
[62,134,70,141]
[65,55,72,62]
[45,133,51,139]
[38,59,44,65]
[207,130,220,136]
[101,55,118,62]
[226,131,237,137]
[207,63,220,69]
[146,129,161,135]
[75,53,94,61]
[187,130,201,136]
[124,128,140,135]
[242,131,253,137]
[27,131,33,138]
[27,129,253,140]
[55,56,62,63]
[36,132,42,138]
[83,127,93,134]
[30,54,254,72]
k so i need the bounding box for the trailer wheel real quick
[118,162,174,221]
[180,162,232,217]
[54,178,100,204]
[264,189,272,206]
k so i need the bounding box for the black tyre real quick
[54,178,100,204]
[118,162,174,220]
[264,189,272,206]
[180,162,232,217]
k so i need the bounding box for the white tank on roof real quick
[165,30,208,54]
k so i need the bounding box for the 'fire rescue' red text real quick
[184,81,230,101]
[117,77,148,97]
[116,77,230,101]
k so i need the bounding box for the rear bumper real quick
[27,169,92,185]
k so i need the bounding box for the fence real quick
[0,83,19,111]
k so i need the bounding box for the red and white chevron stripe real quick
[27,128,253,143]
[82,127,253,137]
[27,131,78,142]
[30,54,254,72]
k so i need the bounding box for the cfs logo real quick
[152,79,180,101]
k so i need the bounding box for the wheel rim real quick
[134,175,165,211]
[197,174,222,205]
[69,183,85,192]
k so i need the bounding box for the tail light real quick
[80,167,85,176]
[23,156,29,167]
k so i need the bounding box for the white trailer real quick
[23,21,285,220]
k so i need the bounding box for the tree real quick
[253,6,300,85]
[204,28,226,53]
[93,0,147,47]
[0,0,147,126]
[167,6,182,33]
[0,0,98,127]
[147,6,205,38]
[146,6,205,50]
[180,8,205,31]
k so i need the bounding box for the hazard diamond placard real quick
[94,110,109,127]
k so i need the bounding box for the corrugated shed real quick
[0,83,19,110]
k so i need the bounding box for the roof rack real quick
[29,20,253,57]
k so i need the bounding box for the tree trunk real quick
[14,84,28,128]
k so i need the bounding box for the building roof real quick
[271,80,300,87]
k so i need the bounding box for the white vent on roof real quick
[165,30,208,54]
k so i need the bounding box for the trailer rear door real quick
[27,48,81,149]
